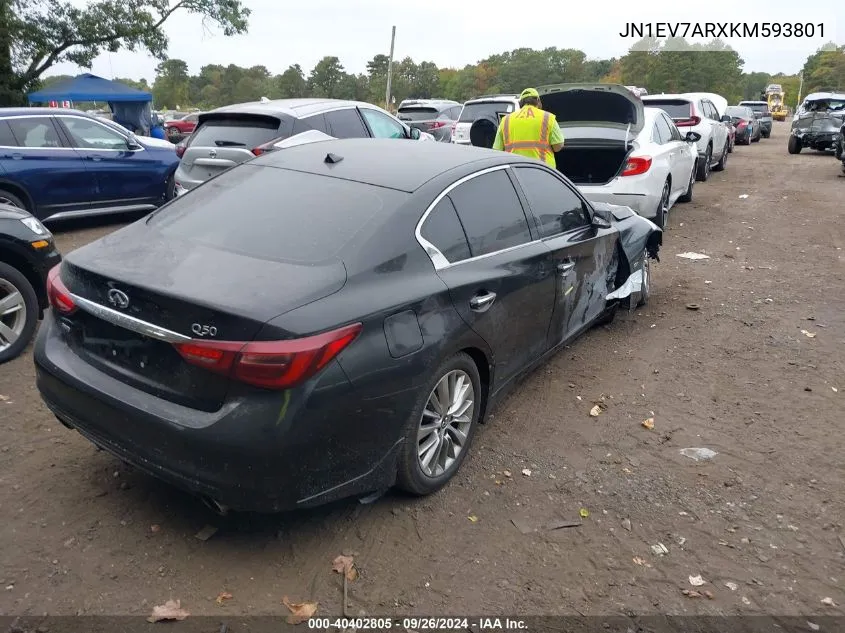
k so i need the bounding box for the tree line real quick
[44,38,844,114]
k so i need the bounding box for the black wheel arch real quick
[0,180,34,212]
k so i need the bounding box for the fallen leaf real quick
[147,599,190,623]
[579,508,590,518]
[467,515,478,523]
[703,590,714,600]
[194,525,218,541]
[641,417,654,430]
[215,591,233,605]
[503,470,512,478]
[682,589,702,598]
[821,597,836,606]
[689,575,706,586]
[0,395,8,402]
[800,330,817,338]
[282,597,318,624]
[632,556,651,567]
[651,543,669,556]
[521,468,532,477]
[725,581,739,591]
[742,596,751,605]
[150,524,161,534]
[331,554,359,581]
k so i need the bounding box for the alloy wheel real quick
[659,181,670,227]
[0,278,27,352]
[417,369,475,478]
[704,149,711,178]
[639,253,651,306]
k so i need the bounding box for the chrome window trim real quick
[0,113,143,152]
[69,293,192,343]
[415,164,543,271]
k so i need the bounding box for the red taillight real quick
[175,144,186,158]
[736,120,747,129]
[674,116,701,127]
[429,121,446,129]
[251,147,266,156]
[46,265,76,314]
[172,323,362,390]
[621,156,652,177]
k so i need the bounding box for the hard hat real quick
[519,88,540,100]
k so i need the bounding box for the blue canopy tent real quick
[27,73,154,134]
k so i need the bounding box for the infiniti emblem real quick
[107,288,130,309]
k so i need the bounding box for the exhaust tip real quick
[200,496,230,516]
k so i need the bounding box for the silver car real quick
[174,98,432,195]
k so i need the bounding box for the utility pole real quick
[796,72,803,109]
[385,26,396,111]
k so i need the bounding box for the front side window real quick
[360,108,405,139]
[60,117,130,150]
[419,196,471,263]
[6,117,63,148]
[512,166,589,237]
[325,108,368,138]
[448,169,532,257]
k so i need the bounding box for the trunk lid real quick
[537,83,645,134]
[60,219,347,411]
[397,107,439,132]
[180,113,286,182]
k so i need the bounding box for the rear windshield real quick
[397,107,439,121]
[459,102,515,122]
[725,106,750,118]
[644,100,691,119]
[741,103,769,113]
[189,117,283,149]
[149,165,409,264]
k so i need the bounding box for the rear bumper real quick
[579,185,659,220]
[33,314,406,513]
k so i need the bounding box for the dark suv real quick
[0,205,61,363]
[173,99,430,195]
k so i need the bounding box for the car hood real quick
[537,83,644,134]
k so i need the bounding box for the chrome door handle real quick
[557,261,576,275]
[469,292,496,311]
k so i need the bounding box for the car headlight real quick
[20,216,48,235]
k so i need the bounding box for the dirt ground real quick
[1,121,843,619]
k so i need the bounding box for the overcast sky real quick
[48,0,842,81]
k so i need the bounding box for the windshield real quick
[725,107,750,119]
[397,107,439,121]
[459,102,515,122]
[741,103,769,113]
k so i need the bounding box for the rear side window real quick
[150,166,409,264]
[397,107,438,121]
[6,117,63,148]
[448,169,532,257]
[645,100,691,119]
[0,120,17,146]
[459,102,514,122]
[325,108,368,138]
[420,197,471,263]
[512,166,589,237]
[189,117,282,149]
[293,113,329,135]
[654,115,673,143]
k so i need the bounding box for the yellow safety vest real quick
[501,105,557,167]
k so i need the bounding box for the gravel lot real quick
[1,121,843,619]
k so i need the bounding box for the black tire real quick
[166,127,180,139]
[835,137,843,161]
[695,146,711,181]
[727,138,734,153]
[396,352,482,496]
[0,261,39,364]
[787,135,801,154]
[164,173,176,201]
[678,161,695,203]
[469,115,498,149]
[636,250,651,308]
[653,179,670,229]
[0,189,27,210]
[713,141,728,171]
[752,134,760,143]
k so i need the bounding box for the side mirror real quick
[721,115,731,123]
[126,132,142,150]
[591,206,612,228]
[409,127,421,140]
[685,131,702,143]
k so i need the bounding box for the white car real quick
[641,93,729,182]
[534,83,699,229]
[451,94,520,145]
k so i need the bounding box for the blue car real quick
[0,108,179,222]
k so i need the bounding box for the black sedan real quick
[724,106,760,145]
[0,205,61,363]
[34,139,661,513]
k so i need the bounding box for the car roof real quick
[465,94,519,103]
[739,100,766,104]
[642,94,695,101]
[204,98,388,119]
[803,92,845,101]
[0,107,93,117]
[249,138,532,192]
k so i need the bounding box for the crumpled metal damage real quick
[606,267,643,301]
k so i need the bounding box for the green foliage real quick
[801,43,845,94]
[0,0,250,103]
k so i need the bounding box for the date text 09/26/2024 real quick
[307,617,527,630]
[619,22,826,38]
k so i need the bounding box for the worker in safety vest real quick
[492,88,564,167]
